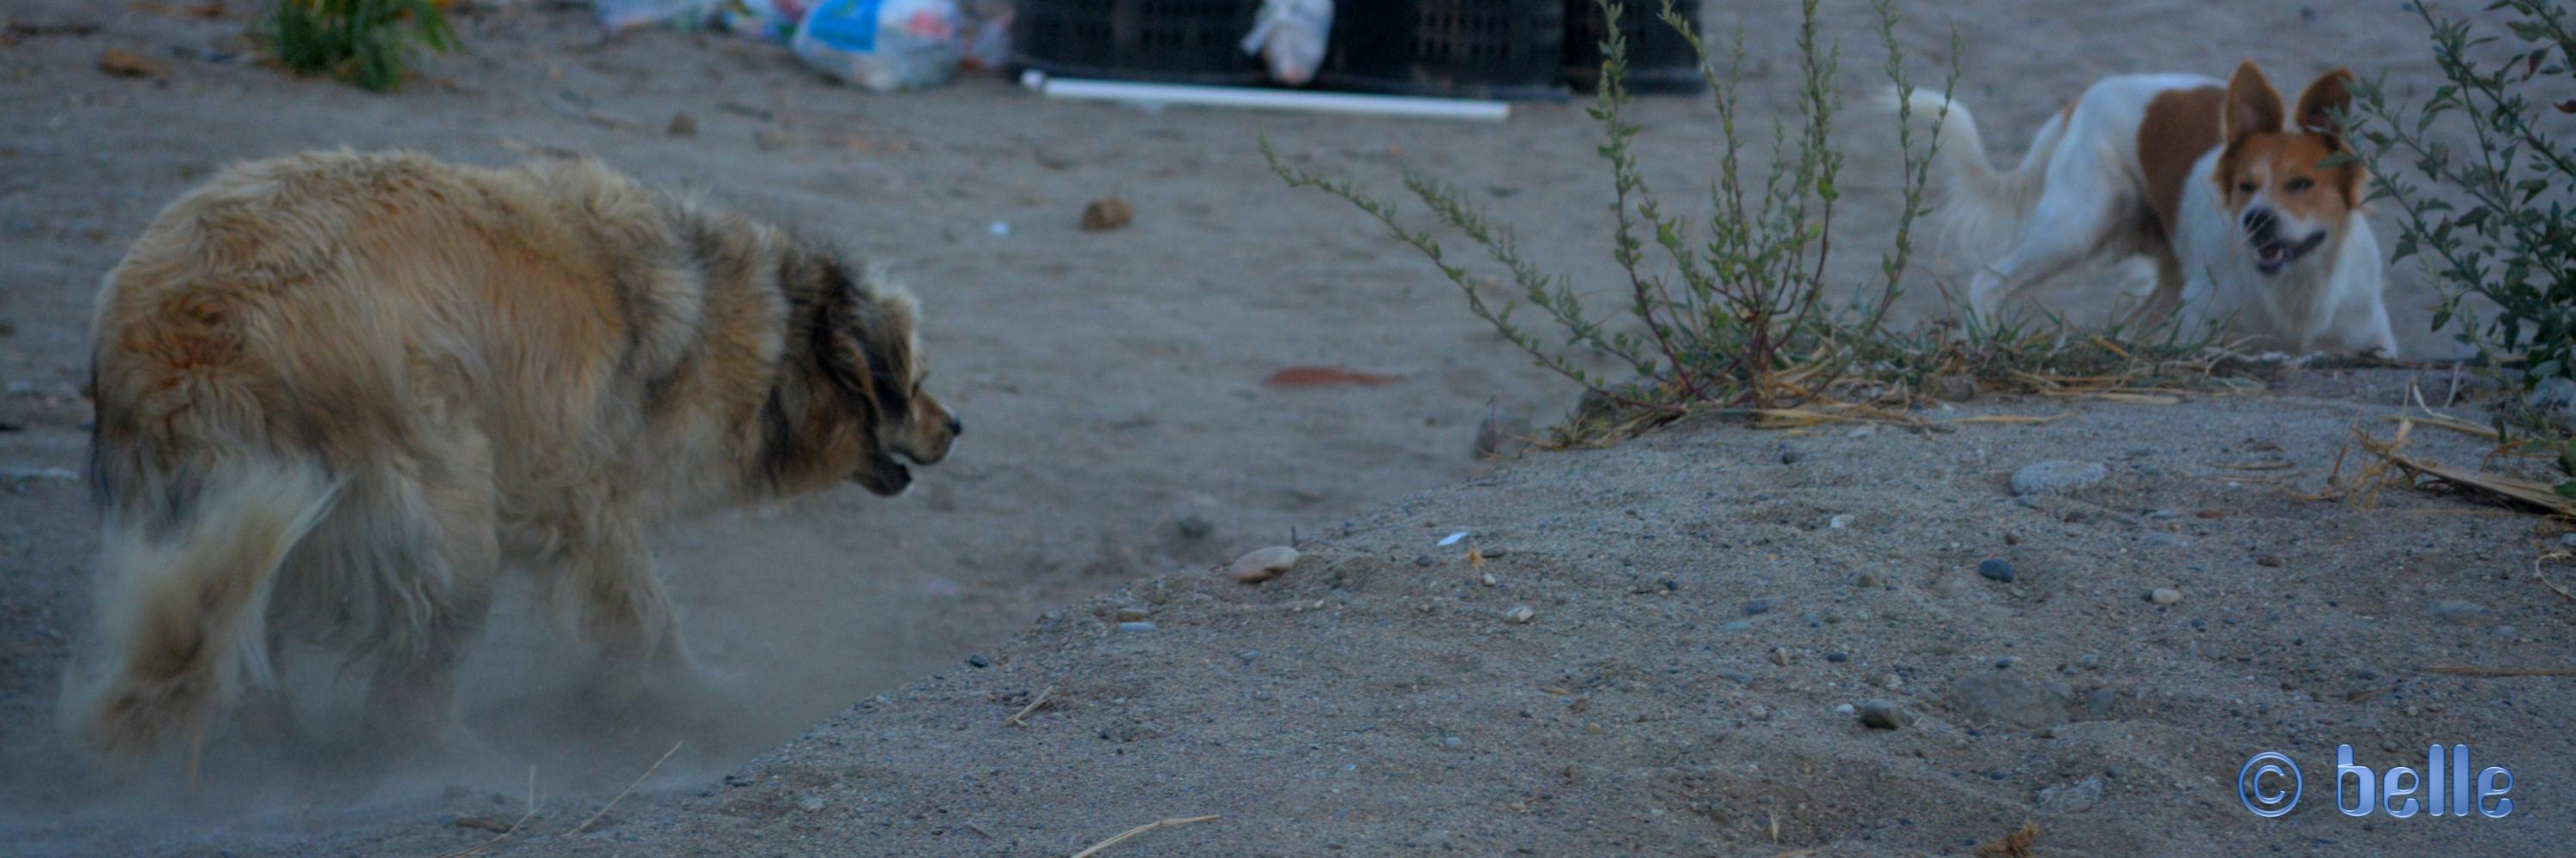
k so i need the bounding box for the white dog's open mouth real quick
[2252,232,2327,275]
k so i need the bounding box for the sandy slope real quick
[0,0,2560,855]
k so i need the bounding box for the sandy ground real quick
[0,0,2564,855]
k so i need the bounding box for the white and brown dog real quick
[1907,62,2398,357]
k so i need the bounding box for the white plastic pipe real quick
[1021,72,1510,122]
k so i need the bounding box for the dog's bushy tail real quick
[59,460,337,762]
[1894,89,2062,267]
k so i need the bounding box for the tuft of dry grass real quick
[1974,819,2039,858]
[1065,814,1220,858]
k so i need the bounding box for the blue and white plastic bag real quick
[792,0,963,92]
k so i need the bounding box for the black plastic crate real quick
[1565,0,1707,94]
[1319,0,1567,101]
[1015,0,1265,86]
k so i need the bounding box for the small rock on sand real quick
[2146,588,2181,605]
[1081,196,1134,231]
[667,112,697,136]
[1857,702,1909,729]
[1976,558,2015,583]
[1948,669,2073,728]
[1116,621,1156,633]
[2009,460,2108,496]
[1228,546,1299,583]
[2037,776,2104,814]
[1503,605,1535,624]
[100,48,169,79]
[2429,599,2489,625]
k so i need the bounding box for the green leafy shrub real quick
[2348,0,2576,496]
[266,0,460,93]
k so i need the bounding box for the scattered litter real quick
[1022,72,1510,122]
[1264,366,1397,387]
[596,0,718,32]
[710,0,811,42]
[1240,0,1332,86]
[956,0,1014,73]
[793,0,962,92]
[1436,531,1468,547]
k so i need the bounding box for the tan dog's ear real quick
[2293,68,2357,138]
[819,266,911,423]
[2223,61,2285,143]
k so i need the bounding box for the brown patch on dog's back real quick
[2136,85,2225,237]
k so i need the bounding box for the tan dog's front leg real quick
[559,524,711,711]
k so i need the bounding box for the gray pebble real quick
[1744,598,1777,616]
[2147,588,2182,605]
[1116,621,1156,633]
[1175,514,1215,539]
[1440,735,1463,748]
[2084,687,2120,721]
[2010,460,2108,496]
[1949,670,2073,728]
[1826,651,1849,663]
[1415,554,1436,567]
[2037,776,2105,814]
[967,654,991,668]
[1976,558,2016,583]
[1858,701,1909,729]
[2075,654,2102,670]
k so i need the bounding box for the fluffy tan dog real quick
[62,150,959,767]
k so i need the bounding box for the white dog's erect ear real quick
[2223,61,2286,142]
[2293,68,2357,138]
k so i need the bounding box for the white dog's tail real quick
[1895,89,2064,265]
[59,459,338,761]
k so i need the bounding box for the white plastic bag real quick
[712,0,812,42]
[596,0,717,31]
[792,0,963,92]
[1240,0,1331,86]
[956,1,1014,74]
